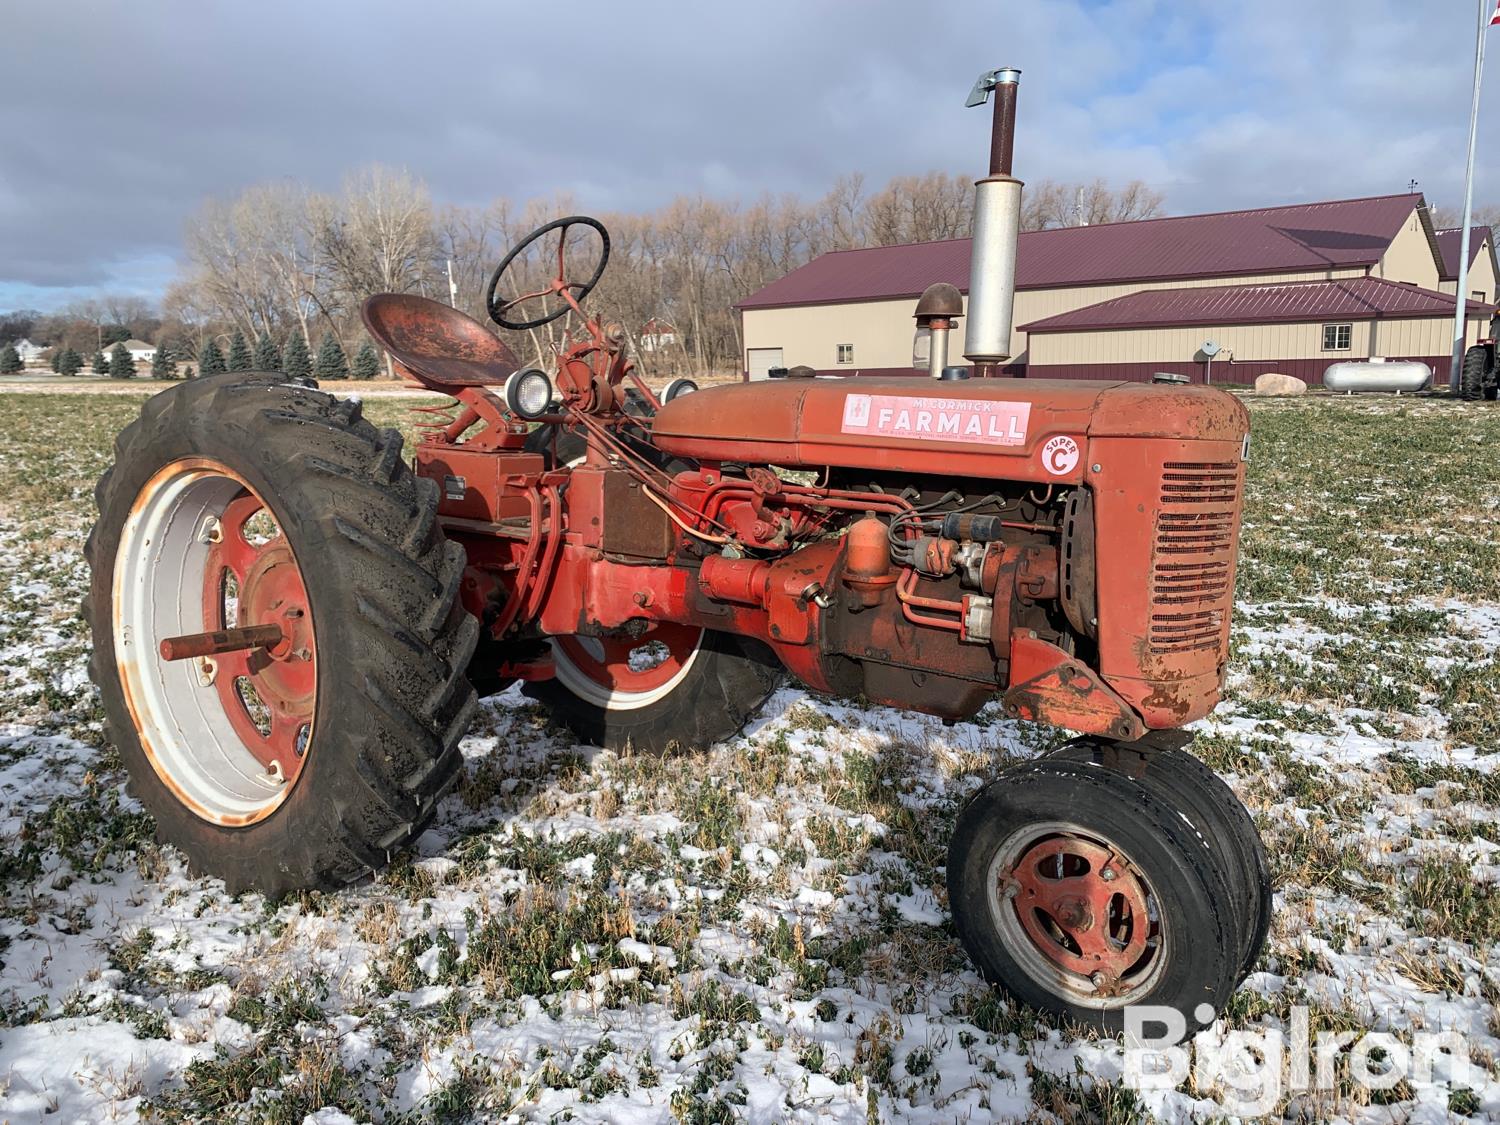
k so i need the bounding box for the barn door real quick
[746,347,783,381]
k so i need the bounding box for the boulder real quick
[1254,372,1307,396]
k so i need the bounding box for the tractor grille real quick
[1150,462,1240,655]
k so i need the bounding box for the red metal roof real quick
[1020,277,1490,334]
[1435,226,1493,281]
[738,194,1424,309]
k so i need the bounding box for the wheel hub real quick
[202,493,316,785]
[1000,831,1155,997]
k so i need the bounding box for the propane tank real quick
[963,67,1024,375]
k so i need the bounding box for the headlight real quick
[504,368,554,419]
[662,377,699,403]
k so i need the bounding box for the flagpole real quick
[1450,0,1489,392]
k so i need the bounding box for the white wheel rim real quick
[547,441,704,711]
[550,631,704,710]
[112,459,313,825]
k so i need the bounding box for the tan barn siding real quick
[1465,238,1498,302]
[1374,207,1441,289]
[1028,321,1346,366]
[1030,315,1485,368]
[1437,239,1499,301]
[742,268,1368,374]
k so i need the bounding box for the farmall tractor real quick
[86,70,1269,1033]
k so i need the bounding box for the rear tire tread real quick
[85,372,478,897]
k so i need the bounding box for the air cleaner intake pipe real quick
[963,67,1023,375]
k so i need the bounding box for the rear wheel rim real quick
[987,820,1165,1007]
[113,458,316,825]
[551,624,704,710]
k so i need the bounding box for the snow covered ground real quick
[0,391,1497,1122]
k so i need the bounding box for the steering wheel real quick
[485,216,610,331]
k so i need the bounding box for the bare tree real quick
[1429,202,1500,231]
[318,165,436,307]
[164,165,1173,378]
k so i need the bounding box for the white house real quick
[13,338,44,364]
[113,339,157,363]
[638,318,678,354]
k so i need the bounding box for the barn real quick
[1435,224,1499,304]
[737,194,1496,385]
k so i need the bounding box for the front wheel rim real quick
[551,624,704,710]
[113,458,316,825]
[986,820,1165,1007]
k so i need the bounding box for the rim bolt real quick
[284,607,304,619]
[1090,971,1108,987]
[1100,867,1117,881]
[296,648,312,662]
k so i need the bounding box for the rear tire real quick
[947,757,1241,1034]
[86,373,479,896]
[526,629,781,754]
[1460,346,1491,401]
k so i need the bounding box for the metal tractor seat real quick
[361,294,520,390]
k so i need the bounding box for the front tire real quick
[947,758,1241,1034]
[1046,739,1272,981]
[85,373,479,896]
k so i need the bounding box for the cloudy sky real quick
[2,0,1496,311]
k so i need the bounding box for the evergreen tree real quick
[181,364,196,379]
[109,342,135,379]
[226,330,252,372]
[199,339,226,374]
[49,348,61,373]
[151,342,178,380]
[351,341,381,380]
[58,348,82,377]
[282,332,311,379]
[314,333,348,380]
[253,332,281,372]
[91,350,109,375]
[0,344,22,374]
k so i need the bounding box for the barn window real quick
[1321,323,1352,351]
[1472,290,1487,304]
[836,344,854,364]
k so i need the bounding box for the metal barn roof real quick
[737,194,1425,309]
[1019,277,1490,334]
[1435,225,1494,281]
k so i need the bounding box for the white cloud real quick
[0,0,1493,303]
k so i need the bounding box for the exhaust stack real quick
[963,67,1023,374]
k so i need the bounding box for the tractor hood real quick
[651,377,1247,484]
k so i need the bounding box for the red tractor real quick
[86,70,1268,1033]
